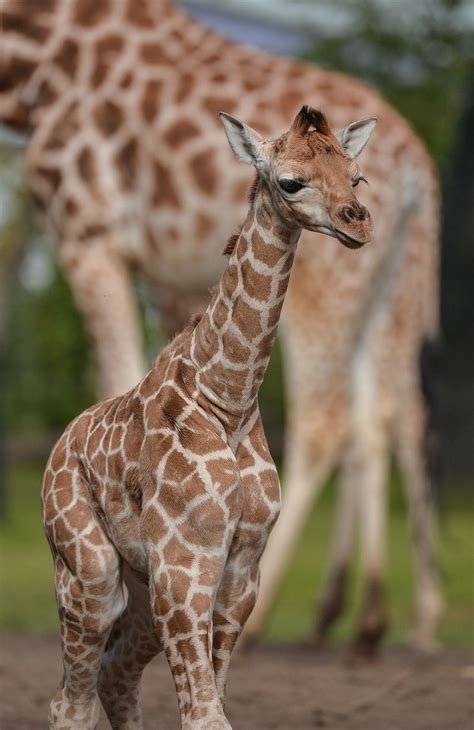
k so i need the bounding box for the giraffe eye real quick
[352,174,368,187]
[278,178,305,194]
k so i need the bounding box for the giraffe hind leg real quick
[395,372,444,650]
[98,567,162,729]
[313,452,358,645]
[59,237,145,398]
[43,466,126,729]
[346,346,391,658]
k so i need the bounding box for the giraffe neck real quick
[190,179,300,429]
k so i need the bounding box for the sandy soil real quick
[1,633,472,729]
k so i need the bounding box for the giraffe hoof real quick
[183,718,232,730]
[311,633,332,652]
[408,630,442,653]
[350,621,387,661]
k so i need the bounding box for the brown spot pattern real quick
[94,100,123,135]
[116,138,138,190]
[152,160,180,208]
[92,35,124,88]
[190,151,217,195]
[53,38,79,79]
[77,147,95,183]
[163,119,200,149]
[74,0,111,27]
[141,80,163,123]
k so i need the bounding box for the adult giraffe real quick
[0,0,443,650]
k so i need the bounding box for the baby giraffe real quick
[42,105,375,730]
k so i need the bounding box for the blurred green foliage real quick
[304,0,471,163]
[5,262,95,431]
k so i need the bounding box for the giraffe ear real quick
[337,117,377,159]
[219,112,265,167]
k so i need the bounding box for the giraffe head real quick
[220,105,376,249]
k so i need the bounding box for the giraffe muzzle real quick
[334,203,373,248]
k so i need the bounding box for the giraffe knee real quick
[56,550,126,635]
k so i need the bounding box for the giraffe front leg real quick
[241,411,341,644]
[214,418,281,699]
[148,545,232,730]
[212,549,261,706]
[141,448,241,730]
[59,237,145,398]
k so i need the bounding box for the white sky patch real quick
[0,183,18,228]
[181,0,474,36]
[20,237,55,292]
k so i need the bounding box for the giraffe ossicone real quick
[42,105,375,729]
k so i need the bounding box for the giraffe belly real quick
[141,220,230,293]
[105,515,149,575]
[90,478,149,575]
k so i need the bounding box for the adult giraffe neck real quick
[190,179,300,431]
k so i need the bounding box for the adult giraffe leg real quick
[395,380,444,649]
[98,567,162,730]
[313,449,358,644]
[349,348,391,657]
[59,238,145,398]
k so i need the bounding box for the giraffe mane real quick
[152,316,202,368]
[222,231,241,257]
[222,175,260,257]
[188,312,203,328]
[248,174,260,207]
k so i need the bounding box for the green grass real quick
[0,464,57,631]
[0,464,473,644]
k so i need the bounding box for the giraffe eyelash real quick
[349,162,368,187]
[352,174,368,187]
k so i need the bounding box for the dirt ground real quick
[1,633,472,729]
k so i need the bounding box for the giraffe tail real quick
[418,148,443,502]
[419,336,443,505]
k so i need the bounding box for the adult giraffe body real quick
[1,0,443,649]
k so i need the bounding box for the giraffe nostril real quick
[340,205,357,222]
[340,203,369,223]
